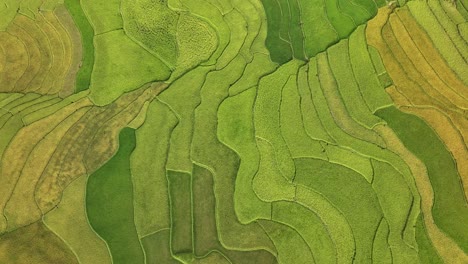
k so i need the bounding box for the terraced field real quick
[0,0,466,263]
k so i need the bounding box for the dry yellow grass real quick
[35,84,166,213]
[389,12,467,110]
[386,87,468,199]
[43,175,112,264]
[55,6,83,97]
[3,107,91,232]
[0,97,92,233]
[43,11,74,95]
[0,11,81,95]
[35,12,66,94]
[0,83,167,233]
[367,6,468,202]
[368,7,468,262]
[13,15,52,93]
[369,9,468,135]
[6,23,41,92]
[0,31,28,92]
[395,8,468,99]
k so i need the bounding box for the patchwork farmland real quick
[0,0,466,263]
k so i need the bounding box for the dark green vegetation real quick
[415,216,443,264]
[376,106,468,251]
[86,128,145,264]
[261,0,383,63]
[167,171,193,257]
[141,229,178,264]
[64,0,95,92]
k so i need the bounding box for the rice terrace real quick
[0,0,466,263]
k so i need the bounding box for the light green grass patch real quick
[298,0,339,57]
[280,71,326,159]
[372,219,392,264]
[348,26,393,112]
[121,0,179,68]
[327,39,383,129]
[159,66,211,173]
[218,88,271,223]
[372,160,419,263]
[294,157,383,263]
[296,66,334,143]
[172,14,217,79]
[254,59,304,180]
[175,0,230,66]
[190,55,276,253]
[90,30,171,105]
[0,0,21,30]
[258,220,314,264]
[272,201,335,264]
[295,185,355,263]
[215,9,248,70]
[81,0,123,34]
[131,100,178,237]
[322,144,373,183]
[317,52,386,147]
[229,53,277,96]
[253,138,296,202]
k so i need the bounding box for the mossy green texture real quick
[64,0,95,92]
[348,25,393,112]
[254,60,304,181]
[131,100,178,237]
[280,72,327,159]
[167,170,193,256]
[371,160,419,263]
[190,55,277,253]
[260,0,293,64]
[86,128,145,264]
[376,106,468,252]
[415,216,443,264]
[294,157,384,264]
[372,219,392,263]
[192,164,277,263]
[121,0,179,68]
[259,220,314,264]
[272,201,336,264]
[218,88,271,223]
[141,229,179,264]
[260,0,378,62]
